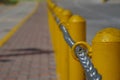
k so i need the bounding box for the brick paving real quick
[0,2,56,80]
[0,2,37,40]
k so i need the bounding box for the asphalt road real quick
[53,0,120,43]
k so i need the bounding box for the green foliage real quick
[0,0,19,4]
[19,0,44,2]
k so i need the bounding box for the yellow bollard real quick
[60,10,72,22]
[52,6,63,53]
[48,5,61,80]
[68,15,86,80]
[48,3,56,49]
[53,6,64,80]
[48,1,55,11]
[58,10,72,80]
[53,6,64,53]
[92,28,120,80]
[47,0,52,9]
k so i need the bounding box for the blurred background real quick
[0,0,120,80]
[52,0,120,43]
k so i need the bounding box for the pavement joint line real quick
[0,2,40,47]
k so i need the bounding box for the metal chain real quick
[75,46,102,80]
[54,16,102,80]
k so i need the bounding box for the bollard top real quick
[68,15,85,23]
[62,10,72,17]
[47,0,53,7]
[60,10,72,22]
[92,28,120,42]
[51,3,56,9]
[54,6,63,13]
[54,6,64,18]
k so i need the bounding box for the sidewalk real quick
[0,2,56,80]
[0,5,13,14]
[0,2,39,47]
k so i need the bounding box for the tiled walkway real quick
[0,2,56,80]
[0,2,39,48]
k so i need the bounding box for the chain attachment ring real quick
[71,41,92,61]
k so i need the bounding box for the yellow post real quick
[60,10,72,22]
[53,6,64,80]
[92,28,120,80]
[68,15,86,80]
[58,10,72,80]
[48,3,58,54]
[48,4,62,80]
[47,0,52,9]
[48,3,56,44]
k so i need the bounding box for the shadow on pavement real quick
[0,59,12,62]
[0,48,54,57]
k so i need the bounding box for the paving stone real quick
[0,2,56,80]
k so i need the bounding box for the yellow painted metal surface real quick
[58,10,72,80]
[47,2,61,79]
[60,10,72,22]
[47,1,55,44]
[72,41,92,61]
[54,6,64,80]
[48,1,120,80]
[47,4,56,56]
[68,15,86,80]
[92,28,120,80]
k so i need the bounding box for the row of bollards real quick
[47,0,120,80]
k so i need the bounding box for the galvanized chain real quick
[55,17,102,80]
[75,46,102,80]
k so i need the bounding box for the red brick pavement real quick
[0,2,56,80]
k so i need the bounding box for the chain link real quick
[54,15,102,80]
[75,46,102,80]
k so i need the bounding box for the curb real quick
[0,2,39,47]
